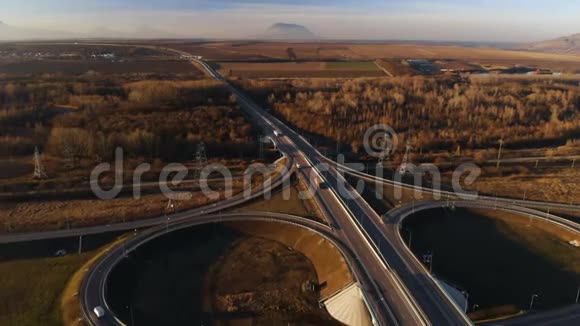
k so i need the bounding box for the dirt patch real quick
[226,221,353,299]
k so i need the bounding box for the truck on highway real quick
[93,306,105,319]
[273,130,283,137]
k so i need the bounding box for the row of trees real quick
[236,77,580,152]
[1,75,258,162]
[48,105,256,161]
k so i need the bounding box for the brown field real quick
[375,59,415,76]
[169,41,580,72]
[0,192,211,233]
[0,59,199,76]
[0,159,30,180]
[216,61,384,78]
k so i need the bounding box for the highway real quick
[189,56,472,325]
[189,55,580,326]
[11,43,578,326]
[79,212,390,325]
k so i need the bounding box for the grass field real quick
[403,207,580,321]
[0,254,89,326]
[217,61,384,78]
[0,232,123,326]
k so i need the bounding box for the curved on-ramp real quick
[79,212,375,326]
[385,200,580,325]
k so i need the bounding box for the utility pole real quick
[166,199,176,215]
[78,235,83,255]
[33,146,47,179]
[195,141,208,179]
[496,138,504,169]
[399,139,413,174]
[336,132,341,156]
[529,294,539,311]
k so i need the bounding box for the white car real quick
[93,306,106,319]
[54,249,67,257]
[296,164,302,170]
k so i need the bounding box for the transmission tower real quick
[378,134,394,166]
[399,139,413,174]
[194,141,208,178]
[33,146,47,179]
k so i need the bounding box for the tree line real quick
[234,77,580,154]
[0,75,258,161]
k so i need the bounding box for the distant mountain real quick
[262,23,319,40]
[0,21,74,41]
[520,33,580,55]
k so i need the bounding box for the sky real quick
[1,0,579,42]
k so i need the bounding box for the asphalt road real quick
[189,58,471,325]
[0,156,293,244]
[386,200,580,326]
[193,56,580,326]
[79,212,381,325]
